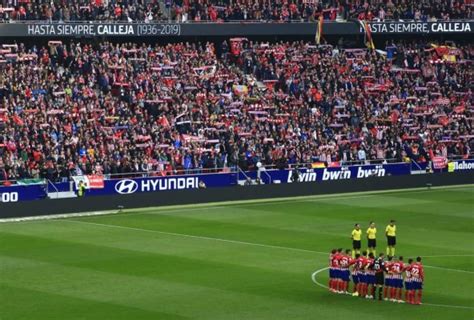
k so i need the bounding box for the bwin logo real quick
[115,179,139,194]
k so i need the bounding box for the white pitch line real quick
[65,184,474,217]
[418,303,474,310]
[1,184,471,224]
[424,254,474,258]
[48,184,474,219]
[0,210,119,223]
[310,267,474,310]
[65,220,325,255]
[424,265,474,275]
[311,267,329,289]
[64,220,473,274]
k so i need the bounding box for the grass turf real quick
[0,186,473,320]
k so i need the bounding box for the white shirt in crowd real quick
[358,149,366,161]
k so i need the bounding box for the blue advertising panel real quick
[245,163,412,184]
[0,184,46,203]
[1,160,472,202]
[446,159,474,172]
[83,171,238,196]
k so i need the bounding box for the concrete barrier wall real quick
[0,172,472,219]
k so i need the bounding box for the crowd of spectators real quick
[0,38,472,182]
[0,0,472,23]
[0,0,163,22]
[170,0,473,23]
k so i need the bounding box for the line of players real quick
[329,249,424,305]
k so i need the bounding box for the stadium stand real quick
[0,0,471,22]
[170,0,473,22]
[0,0,164,22]
[0,39,472,183]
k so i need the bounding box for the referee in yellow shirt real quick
[351,224,362,258]
[367,222,377,256]
[385,220,397,258]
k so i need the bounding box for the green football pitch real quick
[0,185,473,320]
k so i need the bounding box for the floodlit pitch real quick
[0,186,472,319]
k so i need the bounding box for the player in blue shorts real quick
[391,256,405,303]
[411,257,424,305]
[383,256,393,300]
[404,258,414,303]
[338,249,354,294]
[365,253,376,299]
[328,249,337,292]
[351,253,361,294]
[352,250,368,297]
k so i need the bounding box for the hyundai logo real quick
[115,179,139,195]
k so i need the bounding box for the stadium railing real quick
[1,156,472,187]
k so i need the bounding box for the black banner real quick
[0,21,472,38]
[26,23,181,36]
[366,21,472,34]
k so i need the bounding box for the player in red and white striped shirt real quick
[411,257,425,305]
[390,256,405,303]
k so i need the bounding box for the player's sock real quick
[378,287,382,300]
[410,291,415,304]
[383,286,388,299]
[371,286,376,297]
[391,247,395,257]
[397,288,402,301]
[329,279,333,291]
[390,287,395,299]
[386,247,390,256]
[416,290,422,304]
[352,250,355,259]
[405,290,410,303]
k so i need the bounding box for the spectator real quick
[1,0,471,22]
[0,39,471,184]
[244,177,253,186]
[77,180,86,197]
[291,167,300,182]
